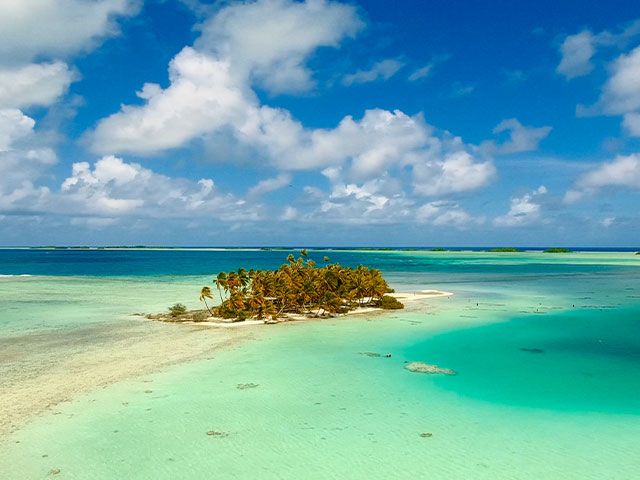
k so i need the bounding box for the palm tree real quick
[215,272,228,303]
[199,286,215,316]
[199,251,400,321]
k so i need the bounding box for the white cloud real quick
[91,47,494,197]
[0,62,75,109]
[416,201,481,228]
[556,20,640,80]
[0,109,36,151]
[58,155,254,219]
[565,154,640,202]
[342,59,404,86]
[0,111,57,213]
[195,0,363,94]
[91,47,254,155]
[408,64,432,82]
[575,43,640,135]
[622,112,640,136]
[598,45,640,116]
[494,186,547,227]
[481,118,552,155]
[247,173,292,197]
[412,151,496,196]
[557,30,596,79]
[0,0,140,65]
[302,175,413,225]
[563,22,640,135]
[88,0,495,217]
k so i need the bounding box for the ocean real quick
[0,248,638,479]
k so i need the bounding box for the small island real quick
[148,250,404,324]
[543,248,572,253]
[487,247,522,252]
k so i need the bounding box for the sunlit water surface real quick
[1,249,639,479]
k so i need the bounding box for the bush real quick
[377,295,404,310]
[168,303,187,317]
[192,311,208,322]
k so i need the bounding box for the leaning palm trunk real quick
[202,298,214,316]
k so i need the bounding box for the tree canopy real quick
[201,251,402,321]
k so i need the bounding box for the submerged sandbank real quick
[0,320,252,439]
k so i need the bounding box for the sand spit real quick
[0,319,252,439]
[390,290,454,301]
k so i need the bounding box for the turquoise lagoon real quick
[0,249,639,479]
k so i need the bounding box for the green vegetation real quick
[168,303,187,317]
[487,247,522,252]
[200,251,401,322]
[543,248,572,253]
[377,295,404,310]
[429,248,449,252]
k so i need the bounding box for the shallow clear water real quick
[1,250,639,479]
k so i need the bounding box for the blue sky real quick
[1,0,639,246]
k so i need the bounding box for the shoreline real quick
[146,289,454,328]
[0,289,452,440]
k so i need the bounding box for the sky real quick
[1,0,640,247]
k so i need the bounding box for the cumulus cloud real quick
[494,186,547,227]
[91,47,254,154]
[565,154,640,202]
[342,59,404,85]
[561,21,640,135]
[59,155,259,221]
[195,0,363,94]
[0,0,139,219]
[0,109,36,151]
[90,46,494,197]
[0,110,57,213]
[293,174,412,225]
[574,42,640,135]
[0,62,76,109]
[87,0,496,230]
[412,151,495,196]
[0,153,260,226]
[0,0,140,65]
[481,118,552,155]
[598,45,640,116]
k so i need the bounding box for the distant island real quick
[543,248,572,253]
[148,250,404,324]
[487,247,522,252]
